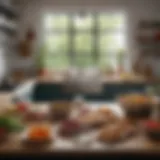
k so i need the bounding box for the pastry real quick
[98,120,136,143]
[78,107,119,128]
[98,125,121,143]
[97,107,119,121]
[97,107,113,115]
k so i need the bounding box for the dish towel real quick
[12,79,36,103]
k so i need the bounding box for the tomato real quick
[17,102,28,112]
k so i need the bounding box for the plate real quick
[21,127,54,147]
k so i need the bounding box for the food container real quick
[23,111,49,123]
[23,103,49,123]
[22,124,53,147]
[141,120,160,141]
[49,101,73,121]
[119,94,153,119]
[58,119,82,137]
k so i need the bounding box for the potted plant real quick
[117,48,126,74]
[35,43,48,76]
[0,114,24,142]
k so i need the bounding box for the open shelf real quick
[0,25,16,36]
[0,5,17,19]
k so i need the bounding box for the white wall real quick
[0,0,12,84]
[12,0,160,74]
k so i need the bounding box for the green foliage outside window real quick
[41,13,126,70]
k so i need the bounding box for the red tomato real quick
[17,102,28,112]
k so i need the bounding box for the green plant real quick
[0,116,24,132]
[36,43,48,69]
[117,48,125,64]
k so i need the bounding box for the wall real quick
[11,0,160,75]
[0,0,14,85]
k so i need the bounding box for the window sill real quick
[37,72,146,84]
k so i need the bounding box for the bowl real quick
[22,138,53,148]
[123,105,152,119]
[21,124,53,147]
[58,119,82,137]
[49,101,73,121]
[119,94,153,119]
[141,120,160,141]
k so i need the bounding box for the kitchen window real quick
[42,12,127,71]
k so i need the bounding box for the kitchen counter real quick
[37,74,146,84]
[0,95,160,157]
[0,136,160,156]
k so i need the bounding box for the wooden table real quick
[0,93,160,157]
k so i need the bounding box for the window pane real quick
[74,33,92,53]
[45,34,69,55]
[74,56,94,68]
[98,55,117,70]
[73,13,94,30]
[44,14,69,30]
[45,56,69,69]
[99,33,125,53]
[43,13,126,70]
[98,14,125,30]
